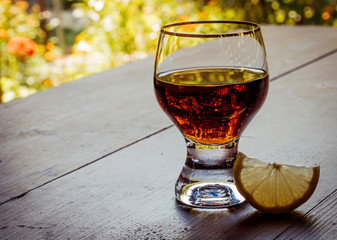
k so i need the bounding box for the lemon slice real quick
[233,152,320,213]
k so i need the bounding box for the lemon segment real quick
[233,152,320,213]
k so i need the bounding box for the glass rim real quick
[160,20,261,38]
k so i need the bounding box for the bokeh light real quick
[0,0,336,102]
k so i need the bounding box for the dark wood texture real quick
[276,190,337,240]
[0,26,337,239]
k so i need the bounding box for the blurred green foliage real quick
[0,0,336,102]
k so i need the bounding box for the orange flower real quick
[42,79,54,88]
[44,51,56,62]
[198,11,208,20]
[74,34,82,42]
[321,11,331,21]
[208,0,218,7]
[6,36,38,59]
[15,1,29,11]
[0,29,7,40]
[46,42,55,51]
[178,15,189,22]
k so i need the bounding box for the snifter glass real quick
[153,21,269,208]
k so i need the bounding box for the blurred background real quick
[0,0,336,103]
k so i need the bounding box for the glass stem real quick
[175,138,244,208]
[185,138,239,170]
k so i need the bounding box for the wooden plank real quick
[0,128,299,240]
[262,25,337,78]
[0,49,336,239]
[275,190,337,240]
[0,56,168,204]
[0,26,336,205]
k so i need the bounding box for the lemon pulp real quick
[233,152,320,213]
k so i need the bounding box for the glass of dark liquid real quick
[154,21,269,208]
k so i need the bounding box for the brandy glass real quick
[154,21,269,208]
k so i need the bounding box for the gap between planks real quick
[274,189,337,239]
[270,48,337,82]
[1,47,337,207]
[0,125,173,206]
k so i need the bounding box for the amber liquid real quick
[154,67,269,145]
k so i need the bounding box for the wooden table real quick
[1,26,337,239]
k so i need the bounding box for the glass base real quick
[175,139,245,208]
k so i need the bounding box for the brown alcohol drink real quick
[154,67,269,145]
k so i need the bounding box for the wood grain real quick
[0,26,336,204]
[0,46,336,239]
[262,25,337,78]
[275,190,337,240]
[0,128,305,240]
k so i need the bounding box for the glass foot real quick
[175,139,245,208]
[176,174,245,208]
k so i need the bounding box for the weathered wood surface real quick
[0,26,337,206]
[0,26,337,239]
[276,190,337,240]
